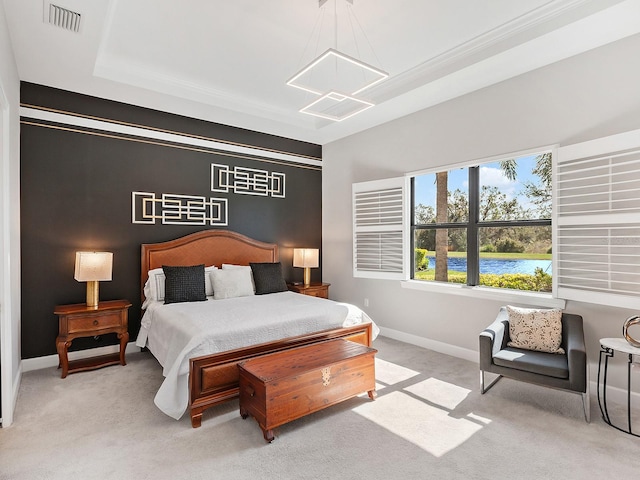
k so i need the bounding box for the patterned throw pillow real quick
[250,262,288,295]
[506,305,565,354]
[162,264,207,304]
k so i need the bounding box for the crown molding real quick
[368,0,622,101]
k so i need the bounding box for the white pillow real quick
[222,263,250,271]
[143,265,217,306]
[222,264,255,292]
[143,268,166,304]
[211,268,255,300]
[507,305,565,354]
[204,265,217,296]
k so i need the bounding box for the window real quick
[352,132,639,309]
[412,153,552,293]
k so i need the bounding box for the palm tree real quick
[432,153,551,282]
[435,171,448,281]
[500,153,551,188]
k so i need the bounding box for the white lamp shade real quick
[74,251,113,282]
[293,248,319,268]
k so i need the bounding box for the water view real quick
[426,256,552,275]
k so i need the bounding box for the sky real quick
[414,154,540,208]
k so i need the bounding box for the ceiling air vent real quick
[44,2,81,33]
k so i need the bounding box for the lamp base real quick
[303,268,311,286]
[86,281,100,308]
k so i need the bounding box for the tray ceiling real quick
[4,0,640,144]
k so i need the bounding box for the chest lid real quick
[238,339,376,382]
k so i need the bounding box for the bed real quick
[135,230,378,428]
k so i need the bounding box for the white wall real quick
[323,33,640,392]
[0,0,21,427]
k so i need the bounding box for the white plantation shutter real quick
[555,129,640,309]
[353,177,409,280]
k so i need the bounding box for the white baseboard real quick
[378,327,640,408]
[21,342,142,373]
[19,332,640,411]
[589,379,640,409]
[378,326,478,363]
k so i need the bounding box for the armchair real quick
[479,306,590,422]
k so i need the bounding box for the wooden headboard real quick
[141,230,278,303]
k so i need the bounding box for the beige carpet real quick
[1,336,639,480]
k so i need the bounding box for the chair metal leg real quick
[582,391,591,423]
[582,366,591,423]
[480,370,502,394]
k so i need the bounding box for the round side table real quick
[597,337,640,436]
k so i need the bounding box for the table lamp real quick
[293,248,319,286]
[74,251,113,307]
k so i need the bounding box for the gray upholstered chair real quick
[479,306,590,422]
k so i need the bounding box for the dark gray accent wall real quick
[20,83,323,360]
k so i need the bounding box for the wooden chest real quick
[238,339,377,442]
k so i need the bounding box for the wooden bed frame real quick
[141,230,373,428]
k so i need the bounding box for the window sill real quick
[400,280,566,309]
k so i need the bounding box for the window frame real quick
[404,146,564,308]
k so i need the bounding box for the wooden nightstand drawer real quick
[287,282,330,299]
[67,311,122,334]
[302,287,325,298]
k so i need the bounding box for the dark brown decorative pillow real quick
[162,264,207,304]
[249,262,288,295]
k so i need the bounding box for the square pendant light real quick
[299,91,374,122]
[287,48,388,97]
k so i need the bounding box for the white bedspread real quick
[135,291,379,420]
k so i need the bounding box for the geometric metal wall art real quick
[211,163,286,198]
[132,163,286,225]
[131,191,228,226]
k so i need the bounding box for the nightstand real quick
[54,299,131,378]
[287,282,330,299]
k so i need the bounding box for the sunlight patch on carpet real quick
[353,390,484,457]
[374,358,420,388]
[467,412,492,424]
[404,378,470,410]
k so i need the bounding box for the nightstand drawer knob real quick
[93,320,99,326]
